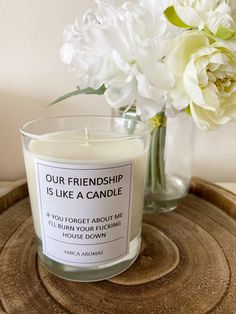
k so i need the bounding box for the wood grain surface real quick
[0,177,236,314]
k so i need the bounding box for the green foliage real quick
[49,85,106,106]
[215,25,236,40]
[164,6,192,29]
[185,105,192,116]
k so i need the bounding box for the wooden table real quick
[0,178,236,313]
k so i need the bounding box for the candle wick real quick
[84,127,89,145]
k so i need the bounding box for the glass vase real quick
[116,108,195,214]
[145,112,194,213]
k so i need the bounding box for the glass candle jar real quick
[20,116,149,282]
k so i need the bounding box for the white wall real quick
[0,0,235,182]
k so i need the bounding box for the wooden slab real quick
[1,178,236,313]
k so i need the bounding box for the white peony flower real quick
[171,0,236,37]
[59,0,236,129]
[166,30,236,130]
[61,0,177,120]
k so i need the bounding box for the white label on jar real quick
[35,159,132,266]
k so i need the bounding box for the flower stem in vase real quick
[159,122,167,190]
[149,112,167,192]
[150,126,160,192]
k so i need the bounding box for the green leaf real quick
[203,27,216,44]
[49,85,106,106]
[164,5,192,29]
[204,27,214,38]
[215,25,236,40]
[185,105,192,116]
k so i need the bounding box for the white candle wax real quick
[23,131,148,249]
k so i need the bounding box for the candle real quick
[21,116,149,282]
